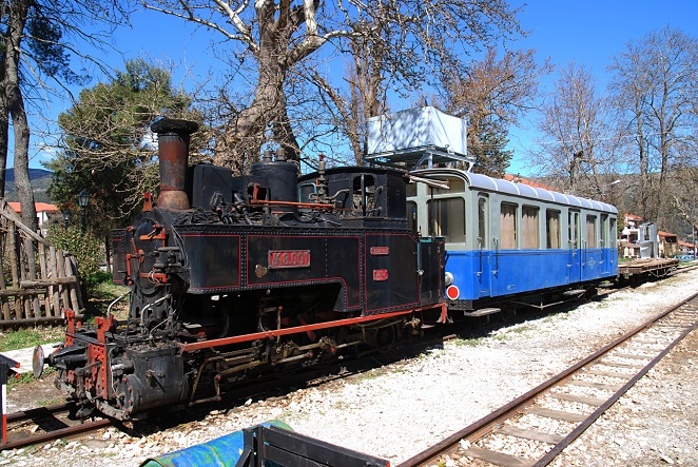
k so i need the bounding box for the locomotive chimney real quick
[150,117,199,210]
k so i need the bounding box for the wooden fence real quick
[0,200,82,326]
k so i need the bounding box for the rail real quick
[398,291,698,466]
[1,401,112,451]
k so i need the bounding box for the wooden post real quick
[56,250,70,316]
[65,256,81,312]
[24,237,42,319]
[8,223,21,319]
[39,242,50,317]
[49,246,60,317]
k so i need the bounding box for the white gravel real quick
[2,269,698,466]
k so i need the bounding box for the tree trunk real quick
[214,64,300,173]
[4,0,37,232]
[0,96,8,199]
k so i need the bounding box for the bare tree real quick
[0,0,130,230]
[441,47,549,176]
[531,62,618,198]
[608,27,698,225]
[142,0,522,171]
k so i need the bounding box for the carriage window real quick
[546,210,561,249]
[427,198,465,242]
[430,178,465,195]
[568,211,580,248]
[522,206,540,249]
[609,217,617,248]
[478,196,488,249]
[586,215,597,248]
[406,182,417,197]
[407,201,418,234]
[600,214,608,247]
[500,202,518,249]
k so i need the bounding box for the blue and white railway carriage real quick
[407,168,618,314]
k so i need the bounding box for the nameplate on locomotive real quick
[370,246,390,255]
[268,250,311,269]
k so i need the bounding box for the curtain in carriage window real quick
[427,197,465,242]
[500,203,518,249]
[586,215,597,248]
[546,210,561,249]
[522,206,540,249]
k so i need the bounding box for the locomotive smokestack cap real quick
[151,117,199,135]
[151,117,199,210]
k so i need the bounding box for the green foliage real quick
[46,226,102,282]
[0,328,64,352]
[26,8,88,85]
[469,124,514,177]
[46,59,205,238]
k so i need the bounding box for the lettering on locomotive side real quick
[268,250,311,269]
[370,246,390,255]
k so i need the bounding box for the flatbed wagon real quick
[618,257,679,283]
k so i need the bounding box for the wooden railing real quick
[0,200,82,326]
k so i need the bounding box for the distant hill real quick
[3,168,53,203]
[5,167,52,183]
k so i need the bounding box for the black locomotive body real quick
[42,118,445,420]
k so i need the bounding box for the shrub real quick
[46,226,103,282]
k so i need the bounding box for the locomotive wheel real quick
[500,307,517,322]
[376,324,396,348]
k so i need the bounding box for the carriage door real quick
[568,210,581,282]
[477,195,490,297]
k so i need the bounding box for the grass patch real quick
[453,337,479,347]
[493,324,533,340]
[8,367,56,387]
[35,397,65,407]
[85,277,130,319]
[1,276,128,353]
[0,327,64,352]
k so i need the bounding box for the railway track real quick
[1,402,113,452]
[399,291,698,467]
[2,266,693,458]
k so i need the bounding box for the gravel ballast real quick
[2,269,698,466]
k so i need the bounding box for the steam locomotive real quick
[35,118,446,420]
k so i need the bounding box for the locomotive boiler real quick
[36,118,446,420]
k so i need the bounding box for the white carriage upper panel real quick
[414,168,618,214]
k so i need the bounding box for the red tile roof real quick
[7,202,59,214]
[503,174,555,190]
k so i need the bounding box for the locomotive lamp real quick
[77,190,91,232]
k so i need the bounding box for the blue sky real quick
[18,0,698,174]
[507,0,698,173]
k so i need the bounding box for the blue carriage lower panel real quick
[580,247,618,282]
[446,248,618,301]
